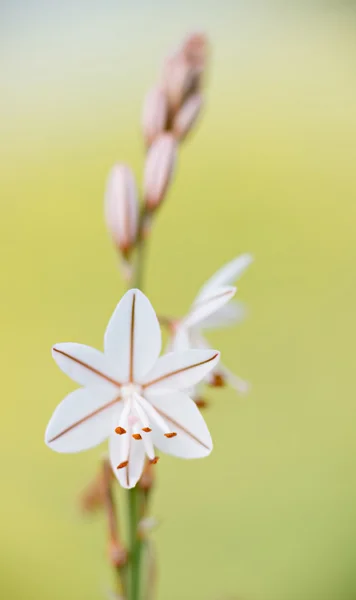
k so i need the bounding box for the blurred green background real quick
[1,1,356,599]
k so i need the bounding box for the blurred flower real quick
[143,134,177,211]
[45,289,219,488]
[162,33,208,114]
[181,32,208,72]
[104,165,138,258]
[142,86,168,147]
[173,93,203,141]
[169,254,253,395]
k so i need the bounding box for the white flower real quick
[45,289,219,489]
[169,254,253,394]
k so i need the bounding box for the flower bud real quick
[105,164,138,257]
[143,134,177,211]
[182,32,208,71]
[142,86,168,147]
[173,93,203,141]
[162,53,195,113]
[108,539,128,568]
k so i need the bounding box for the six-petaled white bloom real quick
[45,289,219,489]
[169,254,253,394]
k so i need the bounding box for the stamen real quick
[117,461,128,469]
[142,427,152,433]
[210,373,225,387]
[164,432,177,438]
[195,398,208,409]
[115,426,127,435]
[132,433,142,440]
[150,457,159,464]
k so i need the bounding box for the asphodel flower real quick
[168,254,253,394]
[45,289,219,488]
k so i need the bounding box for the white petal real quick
[199,301,246,330]
[183,286,236,329]
[169,326,192,352]
[219,363,250,394]
[45,386,121,453]
[110,430,146,489]
[147,391,213,458]
[52,343,120,388]
[137,394,174,435]
[140,349,220,391]
[104,289,162,383]
[196,254,253,302]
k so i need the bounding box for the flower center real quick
[121,383,141,401]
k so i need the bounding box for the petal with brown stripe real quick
[147,391,213,458]
[52,343,120,388]
[183,286,237,329]
[140,349,220,391]
[109,427,146,489]
[104,289,161,383]
[45,385,122,453]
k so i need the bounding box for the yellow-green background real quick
[1,2,356,599]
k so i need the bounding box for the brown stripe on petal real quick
[126,439,131,487]
[129,293,136,382]
[48,396,121,443]
[142,353,219,389]
[193,288,234,310]
[53,348,122,388]
[154,406,210,450]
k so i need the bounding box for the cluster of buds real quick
[143,32,208,146]
[105,33,209,269]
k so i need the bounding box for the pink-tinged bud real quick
[173,93,203,141]
[105,164,138,257]
[143,134,177,211]
[142,86,168,147]
[182,32,209,71]
[162,53,195,113]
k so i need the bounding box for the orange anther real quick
[195,398,208,409]
[132,433,142,440]
[142,427,152,432]
[150,457,159,464]
[115,426,127,435]
[164,432,177,438]
[210,373,225,387]
[117,461,128,469]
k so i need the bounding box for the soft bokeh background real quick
[2,1,356,599]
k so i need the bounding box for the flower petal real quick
[147,391,213,458]
[141,349,220,391]
[218,363,250,394]
[195,254,253,302]
[199,300,246,330]
[110,430,146,489]
[45,386,121,453]
[169,326,191,352]
[183,286,236,329]
[104,289,162,382]
[52,343,120,388]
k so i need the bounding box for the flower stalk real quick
[44,31,252,600]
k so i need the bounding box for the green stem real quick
[127,213,148,600]
[128,486,142,600]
